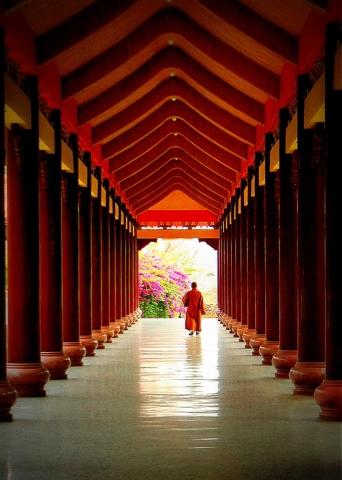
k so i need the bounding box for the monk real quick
[182,282,206,336]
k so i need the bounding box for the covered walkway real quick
[1,317,340,480]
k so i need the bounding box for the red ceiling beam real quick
[100,87,252,159]
[112,135,241,184]
[79,47,267,127]
[93,98,256,146]
[130,175,225,213]
[198,0,298,63]
[64,8,280,102]
[134,180,222,215]
[109,128,244,174]
[128,160,228,204]
[121,149,234,194]
[36,0,136,64]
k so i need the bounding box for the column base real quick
[242,329,255,348]
[272,349,298,378]
[63,341,86,366]
[249,333,266,356]
[259,340,280,365]
[314,379,342,422]
[80,335,98,356]
[6,362,50,397]
[110,322,121,338]
[92,330,107,349]
[227,317,235,332]
[118,319,126,332]
[231,321,241,337]
[289,361,325,396]
[41,351,71,380]
[122,317,129,330]
[0,380,18,422]
[237,324,248,342]
[102,326,115,343]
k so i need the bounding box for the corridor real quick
[0,318,341,480]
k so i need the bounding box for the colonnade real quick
[218,23,342,422]
[0,28,141,420]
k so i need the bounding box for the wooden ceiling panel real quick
[10,0,318,224]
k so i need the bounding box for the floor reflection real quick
[139,323,219,419]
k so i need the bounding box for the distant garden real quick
[138,239,217,318]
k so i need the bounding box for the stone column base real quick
[102,326,114,343]
[80,335,98,356]
[41,351,71,380]
[0,380,18,421]
[259,340,280,365]
[63,342,86,366]
[6,363,50,397]
[92,330,107,349]
[231,321,241,337]
[289,361,325,396]
[237,325,248,342]
[272,349,298,378]
[110,322,121,338]
[250,333,266,356]
[242,329,255,349]
[314,379,342,421]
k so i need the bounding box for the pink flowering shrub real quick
[139,252,190,318]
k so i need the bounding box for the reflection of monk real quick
[182,282,206,336]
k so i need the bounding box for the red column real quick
[101,180,114,342]
[272,108,298,378]
[7,76,50,396]
[121,204,128,327]
[91,167,107,348]
[79,153,98,355]
[259,133,280,365]
[227,196,236,332]
[314,23,342,421]
[250,153,266,355]
[243,166,256,347]
[61,136,86,366]
[232,189,241,337]
[134,220,140,315]
[226,205,233,328]
[115,197,124,332]
[39,110,70,379]
[0,30,18,417]
[109,189,120,337]
[237,180,248,341]
[289,74,325,395]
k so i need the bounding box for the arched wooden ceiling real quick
[5,0,327,226]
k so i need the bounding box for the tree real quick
[139,251,190,318]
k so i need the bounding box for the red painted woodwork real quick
[238,181,248,341]
[314,23,342,421]
[115,197,123,321]
[62,8,279,103]
[138,210,217,224]
[91,167,107,348]
[6,77,50,396]
[101,181,114,343]
[289,75,325,395]
[259,133,280,365]
[250,153,266,355]
[0,26,17,418]
[39,143,70,379]
[61,134,86,367]
[121,149,235,194]
[272,108,298,378]
[242,166,256,348]
[79,154,98,356]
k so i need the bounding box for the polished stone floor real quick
[0,318,341,480]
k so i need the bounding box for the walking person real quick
[182,282,206,336]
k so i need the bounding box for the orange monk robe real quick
[182,288,206,332]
